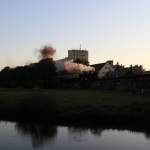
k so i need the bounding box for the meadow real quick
[0,89,150,123]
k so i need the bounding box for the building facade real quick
[68,49,88,62]
[91,61,115,79]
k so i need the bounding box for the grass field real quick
[0,89,150,123]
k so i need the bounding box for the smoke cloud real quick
[56,60,95,73]
[39,46,56,59]
[38,45,95,73]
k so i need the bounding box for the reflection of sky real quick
[0,122,32,150]
[0,122,150,150]
[0,0,150,69]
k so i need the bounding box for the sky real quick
[0,0,150,69]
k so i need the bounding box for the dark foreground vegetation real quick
[0,58,57,88]
[0,89,150,123]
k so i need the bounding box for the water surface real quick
[0,121,150,150]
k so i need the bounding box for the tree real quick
[36,58,56,80]
[74,58,89,66]
[33,58,57,88]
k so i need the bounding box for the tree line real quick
[0,58,57,88]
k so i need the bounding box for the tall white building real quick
[68,49,88,62]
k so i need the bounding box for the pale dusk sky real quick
[0,0,150,69]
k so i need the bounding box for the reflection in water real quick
[68,127,89,135]
[15,123,57,148]
[90,128,103,136]
[10,122,150,150]
[145,133,150,140]
[68,127,103,137]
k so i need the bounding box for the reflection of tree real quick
[144,133,150,140]
[90,128,103,136]
[68,127,89,135]
[68,127,103,137]
[68,127,89,142]
[15,123,57,148]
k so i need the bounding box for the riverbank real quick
[0,89,150,123]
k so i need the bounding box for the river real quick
[0,121,150,150]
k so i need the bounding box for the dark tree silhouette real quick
[0,58,56,88]
[74,58,89,65]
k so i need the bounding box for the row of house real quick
[57,48,146,79]
[91,61,115,79]
[91,61,145,79]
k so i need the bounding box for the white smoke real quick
[55,60,95,73]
